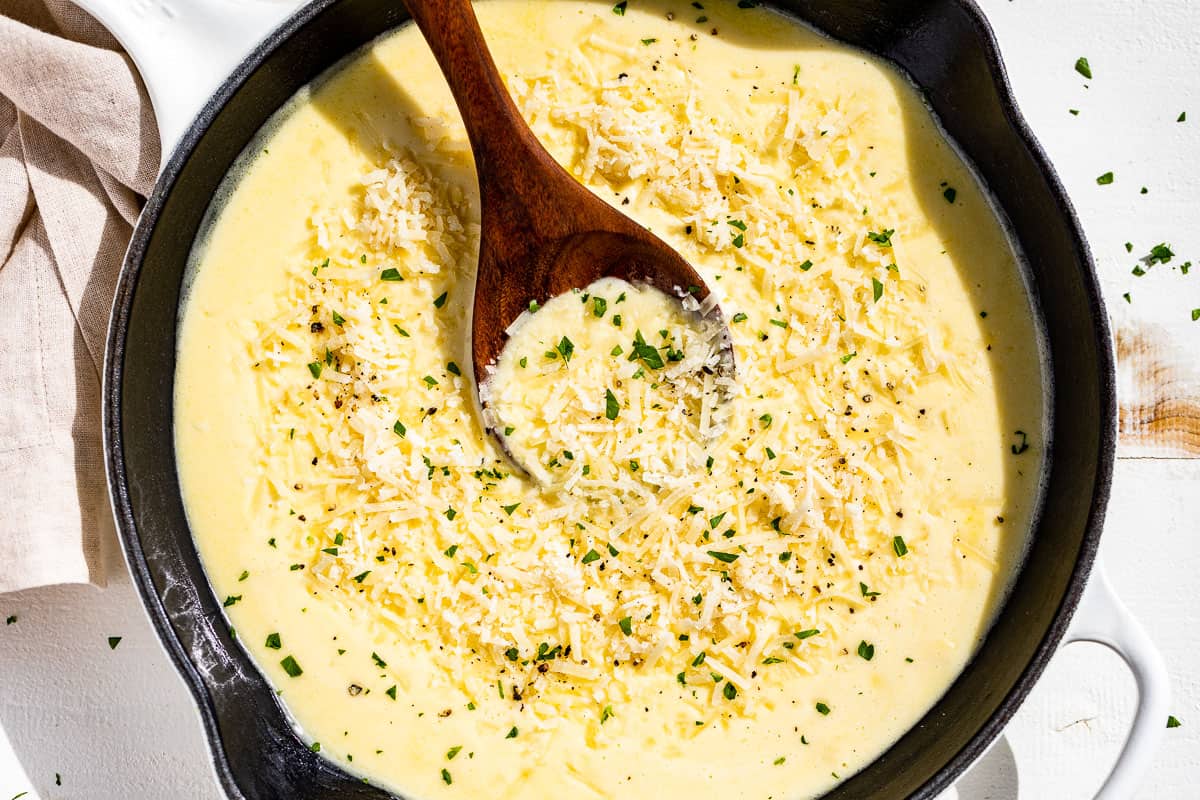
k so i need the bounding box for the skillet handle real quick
[1062,564,1170,799]
[69,0,296,174]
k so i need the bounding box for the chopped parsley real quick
[1096,171,1114,185]
[707,551,740,563]
[867,228,895,247]
[1145,243,1175,265]
[107,636,122,650]
[893,535,909,557]
[1074,57,1092,79]
[605,388,620,420]
[556,336,575,363]
[618,616,633,636]
[612,0,626,13]
[857,640,876,661]
[380,268,402,282]
[265,632,281,649]
[872,277,884,303]
[280,655,303,677]
[432,291,448,308]
[816,702,831,715]
[628,329,665,369]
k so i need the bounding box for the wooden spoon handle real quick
[403,0,547,192]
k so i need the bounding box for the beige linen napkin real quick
[0,0,158,593]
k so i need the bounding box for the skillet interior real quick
[104,0,1114,797]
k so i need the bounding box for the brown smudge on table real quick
[1117,325,1200,458]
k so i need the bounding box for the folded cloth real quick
[0,0,159,593]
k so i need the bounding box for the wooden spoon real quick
[404,0,734,444]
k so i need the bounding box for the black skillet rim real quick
[102,0,1116,797]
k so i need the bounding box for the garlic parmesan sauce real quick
[175,2,1047,798]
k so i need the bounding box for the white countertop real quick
[2,0,1197,797]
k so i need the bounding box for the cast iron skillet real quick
[89,0,1139,797]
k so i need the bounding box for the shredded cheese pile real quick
[247,37,987,732]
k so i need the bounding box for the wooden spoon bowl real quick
[404,0,734,447]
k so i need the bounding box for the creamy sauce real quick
[175,2,1046,798]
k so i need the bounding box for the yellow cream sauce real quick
[175,2,1046,798]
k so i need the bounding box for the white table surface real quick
[2,0,1198,797]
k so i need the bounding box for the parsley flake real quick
[280,655,303,677]
[605,388,620,420]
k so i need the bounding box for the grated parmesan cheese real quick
[244,35,997,731]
